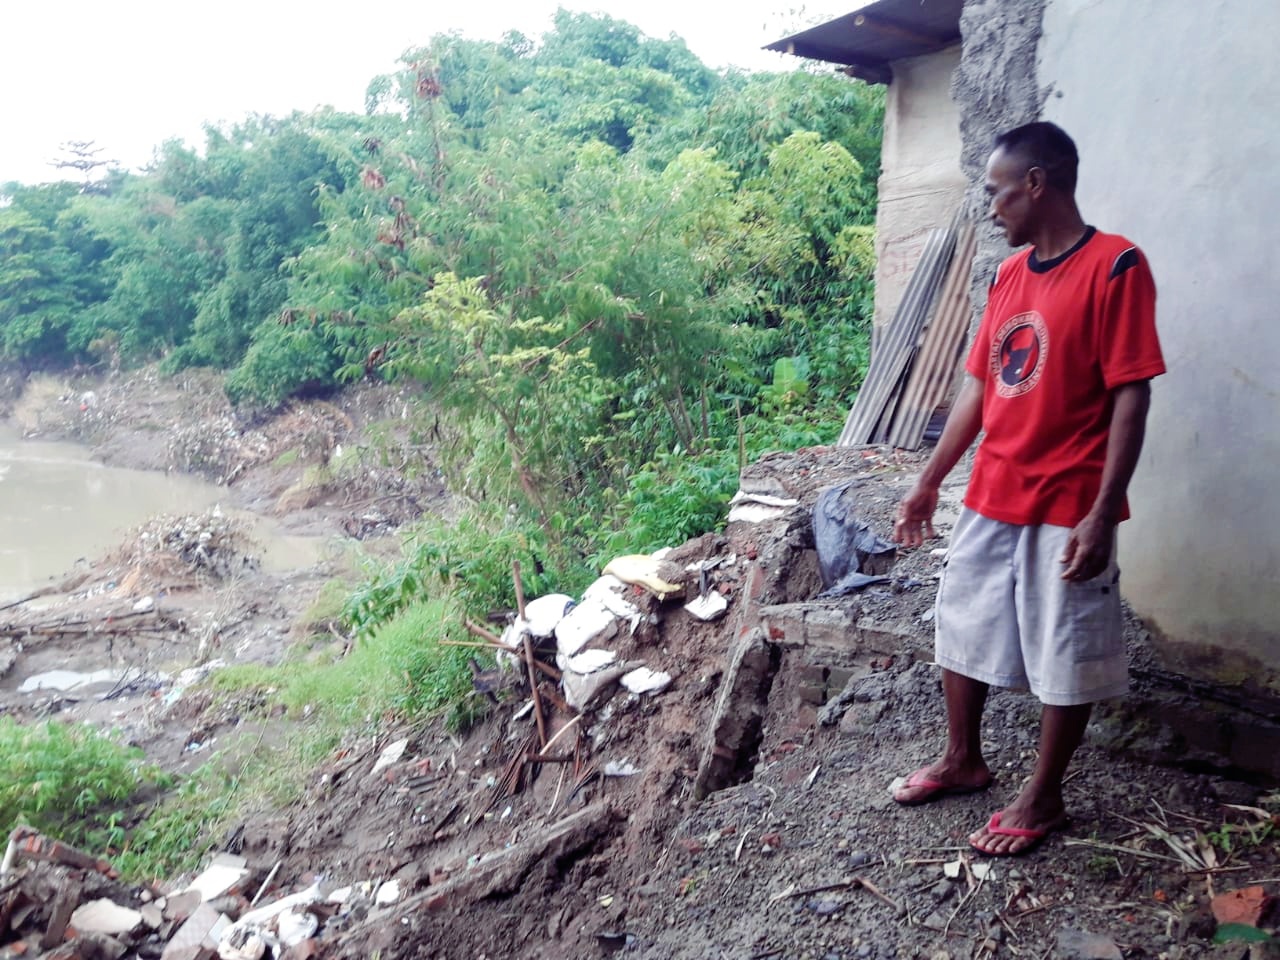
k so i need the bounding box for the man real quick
[891,122,1165,856]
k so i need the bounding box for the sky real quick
[1,0,855,187]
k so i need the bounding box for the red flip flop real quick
[891,765,993,806]
[969,810,1069,857]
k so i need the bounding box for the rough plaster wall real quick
[872,47,967,334]
[1037,0,1280,691]
[951,0,1048,312]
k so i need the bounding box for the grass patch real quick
[272,447,301,468]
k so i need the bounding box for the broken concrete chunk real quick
[162,902,230,960]
[69,898,143,936]
[566,649,618,673]
[563,663,639,711]
[184,862,250,902]
[684,590,728,622]
[727,490,799,524]
[620,667,672,695]
[374,879,401,906]
[164,889,204,922]
[370,737,409,777]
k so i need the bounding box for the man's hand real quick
[1060,512,1114,581]
[894,483,939,547]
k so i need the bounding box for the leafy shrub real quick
[0,717,170,851]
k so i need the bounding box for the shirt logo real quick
[990,311,1048,398]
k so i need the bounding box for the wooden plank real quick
[838,223,957,447]
[885,223,976,449]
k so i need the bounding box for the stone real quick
[1054,928,1123,960]
[163,890,204,922]
[69,899,143,936]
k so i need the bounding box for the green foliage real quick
[0,716,170,852]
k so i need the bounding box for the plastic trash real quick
[812,481,897,597]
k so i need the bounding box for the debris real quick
[374,880,401,906]
[370,738,409,777]
[683,590,728,622]
[812,482,897,598]
[183,855,250,902]
[161,902,231,960]
[620,667,671,695]
[726,491,799,524]
[603,760,641,777]
[566,649,618,673]
[601,555,683,599]
[68,899,143,937]
[501,593,576,647]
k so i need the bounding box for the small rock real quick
[1054,928,1123,960]
[808,898,843,916]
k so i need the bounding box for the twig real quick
[250,860,282,907]
[512,560,527,621]
[1061,838,1184,864]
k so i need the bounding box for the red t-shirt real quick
[964,227,1166,528]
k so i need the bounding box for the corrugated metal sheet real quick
[766,0,963,80]
[884,223,976,449]
[837,220,958,447]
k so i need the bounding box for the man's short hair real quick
[993,121,1079,194]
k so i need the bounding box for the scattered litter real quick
[620,667,672,695]
[603,760,641,777]
[813,481,897,597]
[727,490,799,523]
[277,907,319,946]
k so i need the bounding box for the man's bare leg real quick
[969,701,1091,854]
[893,669,994,803]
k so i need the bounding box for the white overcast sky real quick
[1,0,855,186]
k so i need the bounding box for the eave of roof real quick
[765,0,964,83]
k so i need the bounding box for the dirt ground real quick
[1,372,1277,960]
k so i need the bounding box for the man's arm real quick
[1060,379,1152,580]
[893,374,984,547]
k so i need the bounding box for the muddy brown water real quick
[0,425,321,603]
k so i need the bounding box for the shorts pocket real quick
[1066,565,1123,662]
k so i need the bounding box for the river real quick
[0,425,322,604]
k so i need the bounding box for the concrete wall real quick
[1036,0,1280,694]
[872,46,967,335]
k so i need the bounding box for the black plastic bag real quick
[812,481,897,598]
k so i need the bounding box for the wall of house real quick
[1036,0,1280,694]
[871,46,967,336]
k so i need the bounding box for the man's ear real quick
[1026,165,1048,198]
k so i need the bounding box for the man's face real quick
[984,147,1036,247]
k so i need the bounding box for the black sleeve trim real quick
[1109,247,1140,281]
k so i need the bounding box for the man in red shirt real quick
[891,122,1164,856]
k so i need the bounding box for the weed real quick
[0,716,170,853]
